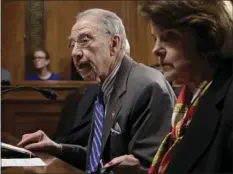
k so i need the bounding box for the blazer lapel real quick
[101,56,134,152]
[69,85,98,132]
[166,60,233,173]
[76,85,99,120]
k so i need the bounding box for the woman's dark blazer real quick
[165,58,233,173]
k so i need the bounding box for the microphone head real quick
[40,89,57,100]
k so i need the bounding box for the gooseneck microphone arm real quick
[1,86,57,100]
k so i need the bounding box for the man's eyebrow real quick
[79,31,92,38]
[67,31,92,41]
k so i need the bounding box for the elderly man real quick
[18,9,176,173]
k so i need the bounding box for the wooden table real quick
[2,132,84,173]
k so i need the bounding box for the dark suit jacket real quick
[165,58,233,173]
[54,85,98,170]
[60,56,177,173]
[53,85,98,144]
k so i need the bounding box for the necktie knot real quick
[97,86,105,107]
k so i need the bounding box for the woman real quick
[26,49,62,81]
[103,1,233,173]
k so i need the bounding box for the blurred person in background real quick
[26,49,62,81]
[1,68,12,83]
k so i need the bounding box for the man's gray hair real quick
[125,38,130,55]
[76,8,127,51]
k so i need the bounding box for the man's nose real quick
[72,42,83,59]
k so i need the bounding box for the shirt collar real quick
[101,62,121,97]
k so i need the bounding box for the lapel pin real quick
[112,111,115,119]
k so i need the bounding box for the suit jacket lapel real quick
[76,85,99,120]
[69,85,98,133]
[75,85,98,171]
[101,56,134,153]
[166,59,233,173]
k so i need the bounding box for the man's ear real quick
[110,35,121,56]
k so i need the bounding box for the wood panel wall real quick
[2,81,96,138]
[2,1,157,82]
[1,0,25,82]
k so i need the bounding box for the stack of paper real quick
[1,158,46,167]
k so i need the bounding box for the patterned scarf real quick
[148,81,212,174]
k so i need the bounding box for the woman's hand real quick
[103,154,140,174]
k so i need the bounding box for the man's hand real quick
[103,154,140,174]
[17,130,61,155]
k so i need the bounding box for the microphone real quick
[1,86,57,100]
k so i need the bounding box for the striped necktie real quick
[88,87,105,173]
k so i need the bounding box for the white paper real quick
[1,142,32,154]
[1,158,46,167]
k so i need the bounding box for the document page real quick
[1,158,46,167]
[1,142,32,155]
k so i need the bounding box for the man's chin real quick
[81,73,96,81]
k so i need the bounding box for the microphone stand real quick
[1,86,57,159]
[1,86,57,100]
